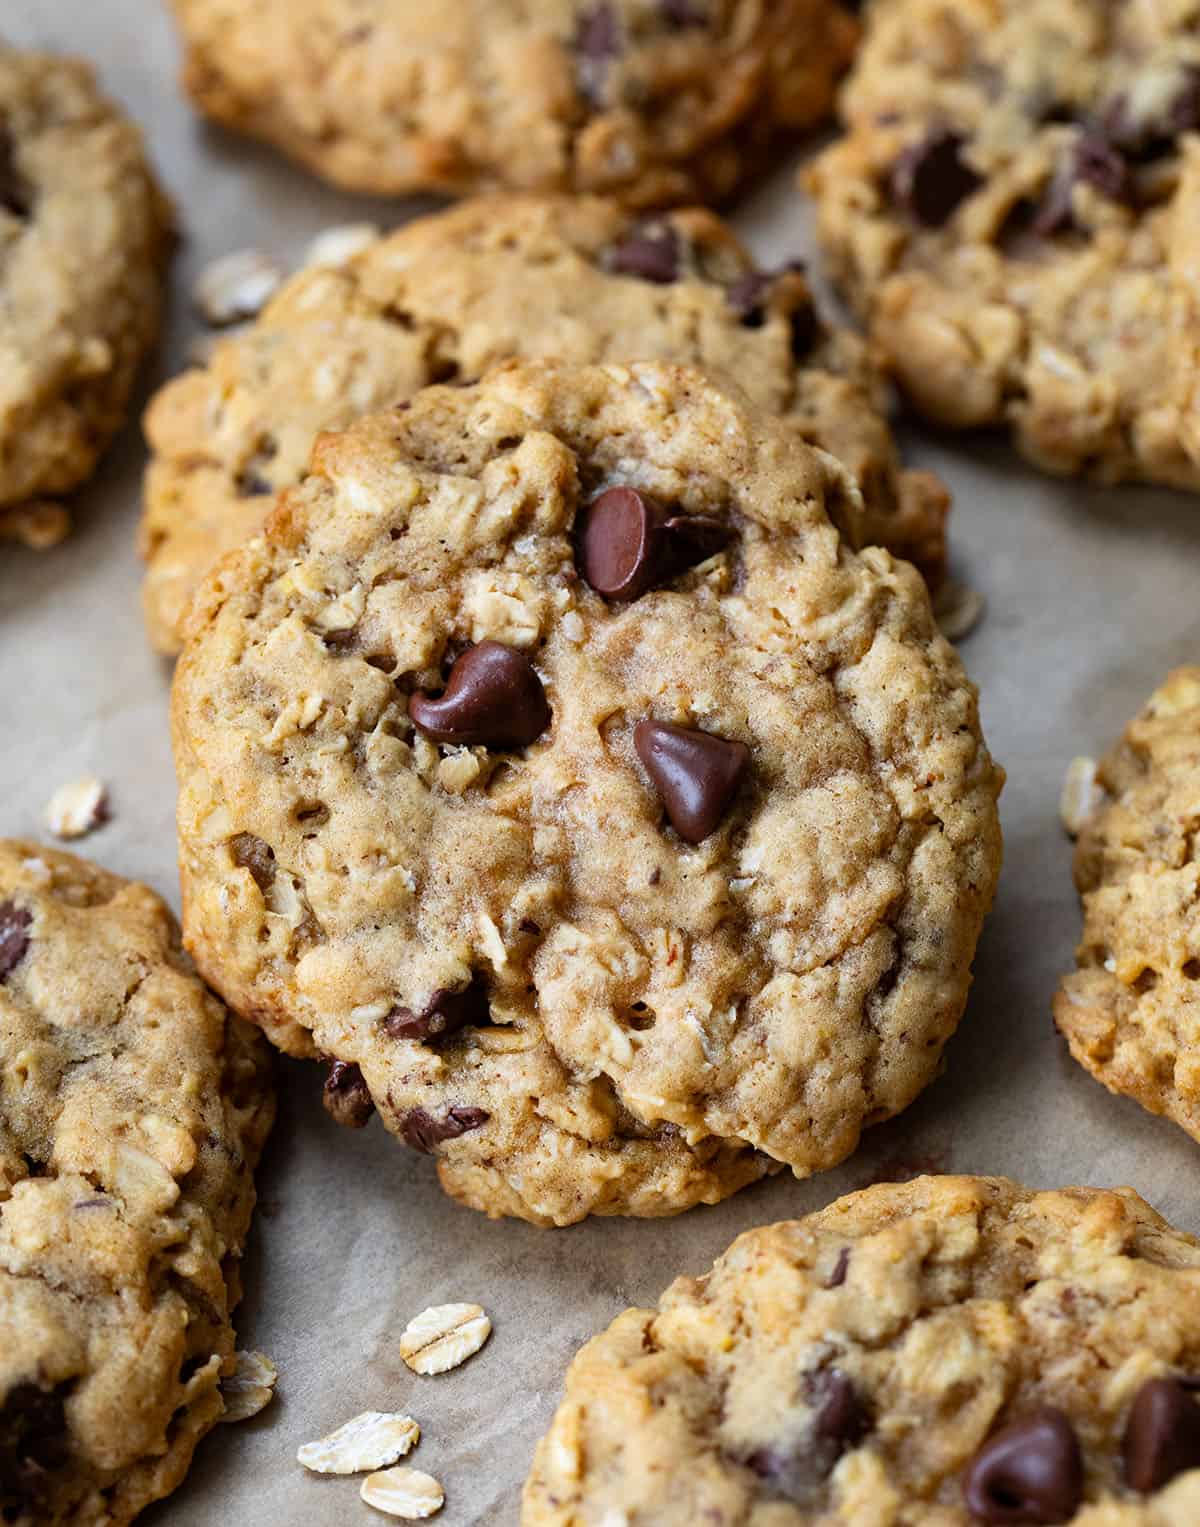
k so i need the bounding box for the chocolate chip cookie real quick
[0,46,172,539]
[1055,669,1200,1147]
[171,359,1001,1227]
[524,1175,1200,1523]
[168,0,857,206]
[141,194,949,655]
[807,0,1200,489]
[0,841,274,1524]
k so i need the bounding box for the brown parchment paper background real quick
[5,2,1200,1522]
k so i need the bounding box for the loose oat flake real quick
[1060,755,1104,837]
[297,1411,420,1474]
[933,579,986,642]
[360,1466,444,1519]
[220,1350,278,1423]
[44,776,108,840]
[193,248,283,327]
[303,222,380,268]
[399,1303,491,1375]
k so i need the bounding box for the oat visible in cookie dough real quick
[168,0,857,205]
[1054,668,1200,1146]
[141,194,950,655]
[0,841,274,1525]
[171,360,1001,1227]
[523,1175,1200,1524]
[0,46,172,522]
[807,0,1200,490]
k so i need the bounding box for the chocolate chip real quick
[890,131,982,227]
[1123,1378,1200,1493]
[634,720,749,844]
[1033,132,1130,237]
[575,3,621,107]
[401,1105,490,1154]
[235,470,273,498]
[660,0,705,22]
[0,126,30,220]
[824,1247,851,1289]
[0,1383,67,1517]
[384,979,490,1043]
[962,1408,1083,1523]
[409,640,551,750]
[609,223,681,284]
[322,1061,375,1129]
[577,487,731,601]
[743,1369,870,1503]
[727,271,774,326]
[0,903,31,982]
[229,832,276,894]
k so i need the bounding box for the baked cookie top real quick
[1055,669,1200,1145]
[806,0,1200,490]
[171,360,1001,1227]
[0,841,274,1526]
[169,0,856,205]
[141,194,948,655]
[523,1175,1200,1524]
[0,45,172,520]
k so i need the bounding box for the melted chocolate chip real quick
[0,1383,67,1517]
[634,720,749,844]
[1123,1378,1200,1493]
[962,1408,1083,1524]
[0,126,30,220]
[384,980,490,1043]
[401,1105,490,1154]
[726,271,773,325]
[575,3,621,107]
[743,1369,870,1504]
[577,487,731,601]
[890,131,982,227]
[0,903,31,982]
[660,0,705,23]
[1032,131,1130,236]
[229,833,276,894]
[322,1061,375,1129]
[824,1247,851,1289]
[409,640,551,750]
[1104,67,1200,158]
[609,223,681,284]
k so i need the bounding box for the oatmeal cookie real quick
[168,0,857,206]
[806,0,1200,489]
[141,194,948,654]
[0,841,274,1525]
[524,1175,1200,1524]
[0,45,172,537]
[171,360,1001,1227]
[1055,668,1200,1145]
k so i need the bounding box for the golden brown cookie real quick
[0,841,274,1525]
[168,0,857,205]
[0,45,172,537]
[524,1175,1200,1524]
[807,0,1200,489]
[140,195,949,655]
[1055,669,1200,1145]
[171,360,1001,1227]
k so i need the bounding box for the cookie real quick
[0,46,172,536]
[140,194,949,655]
[170,359,1001,1227]
[168,0,857,206]
[806,0,1200,489]
[1054,669,1200,1145]
[524,1174,1200,1524]
[0,841,274,1524]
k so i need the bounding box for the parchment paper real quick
[5,3,1200,1522]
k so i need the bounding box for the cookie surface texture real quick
[523,1175,1200,1524]
[0,46,171,531]
[807,0,1200,488]
[169,0,857,204]
[0,841,274,1525]
[141,194,948,654]
[172,360,1002,1227]
[1055,668,1200,1144]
